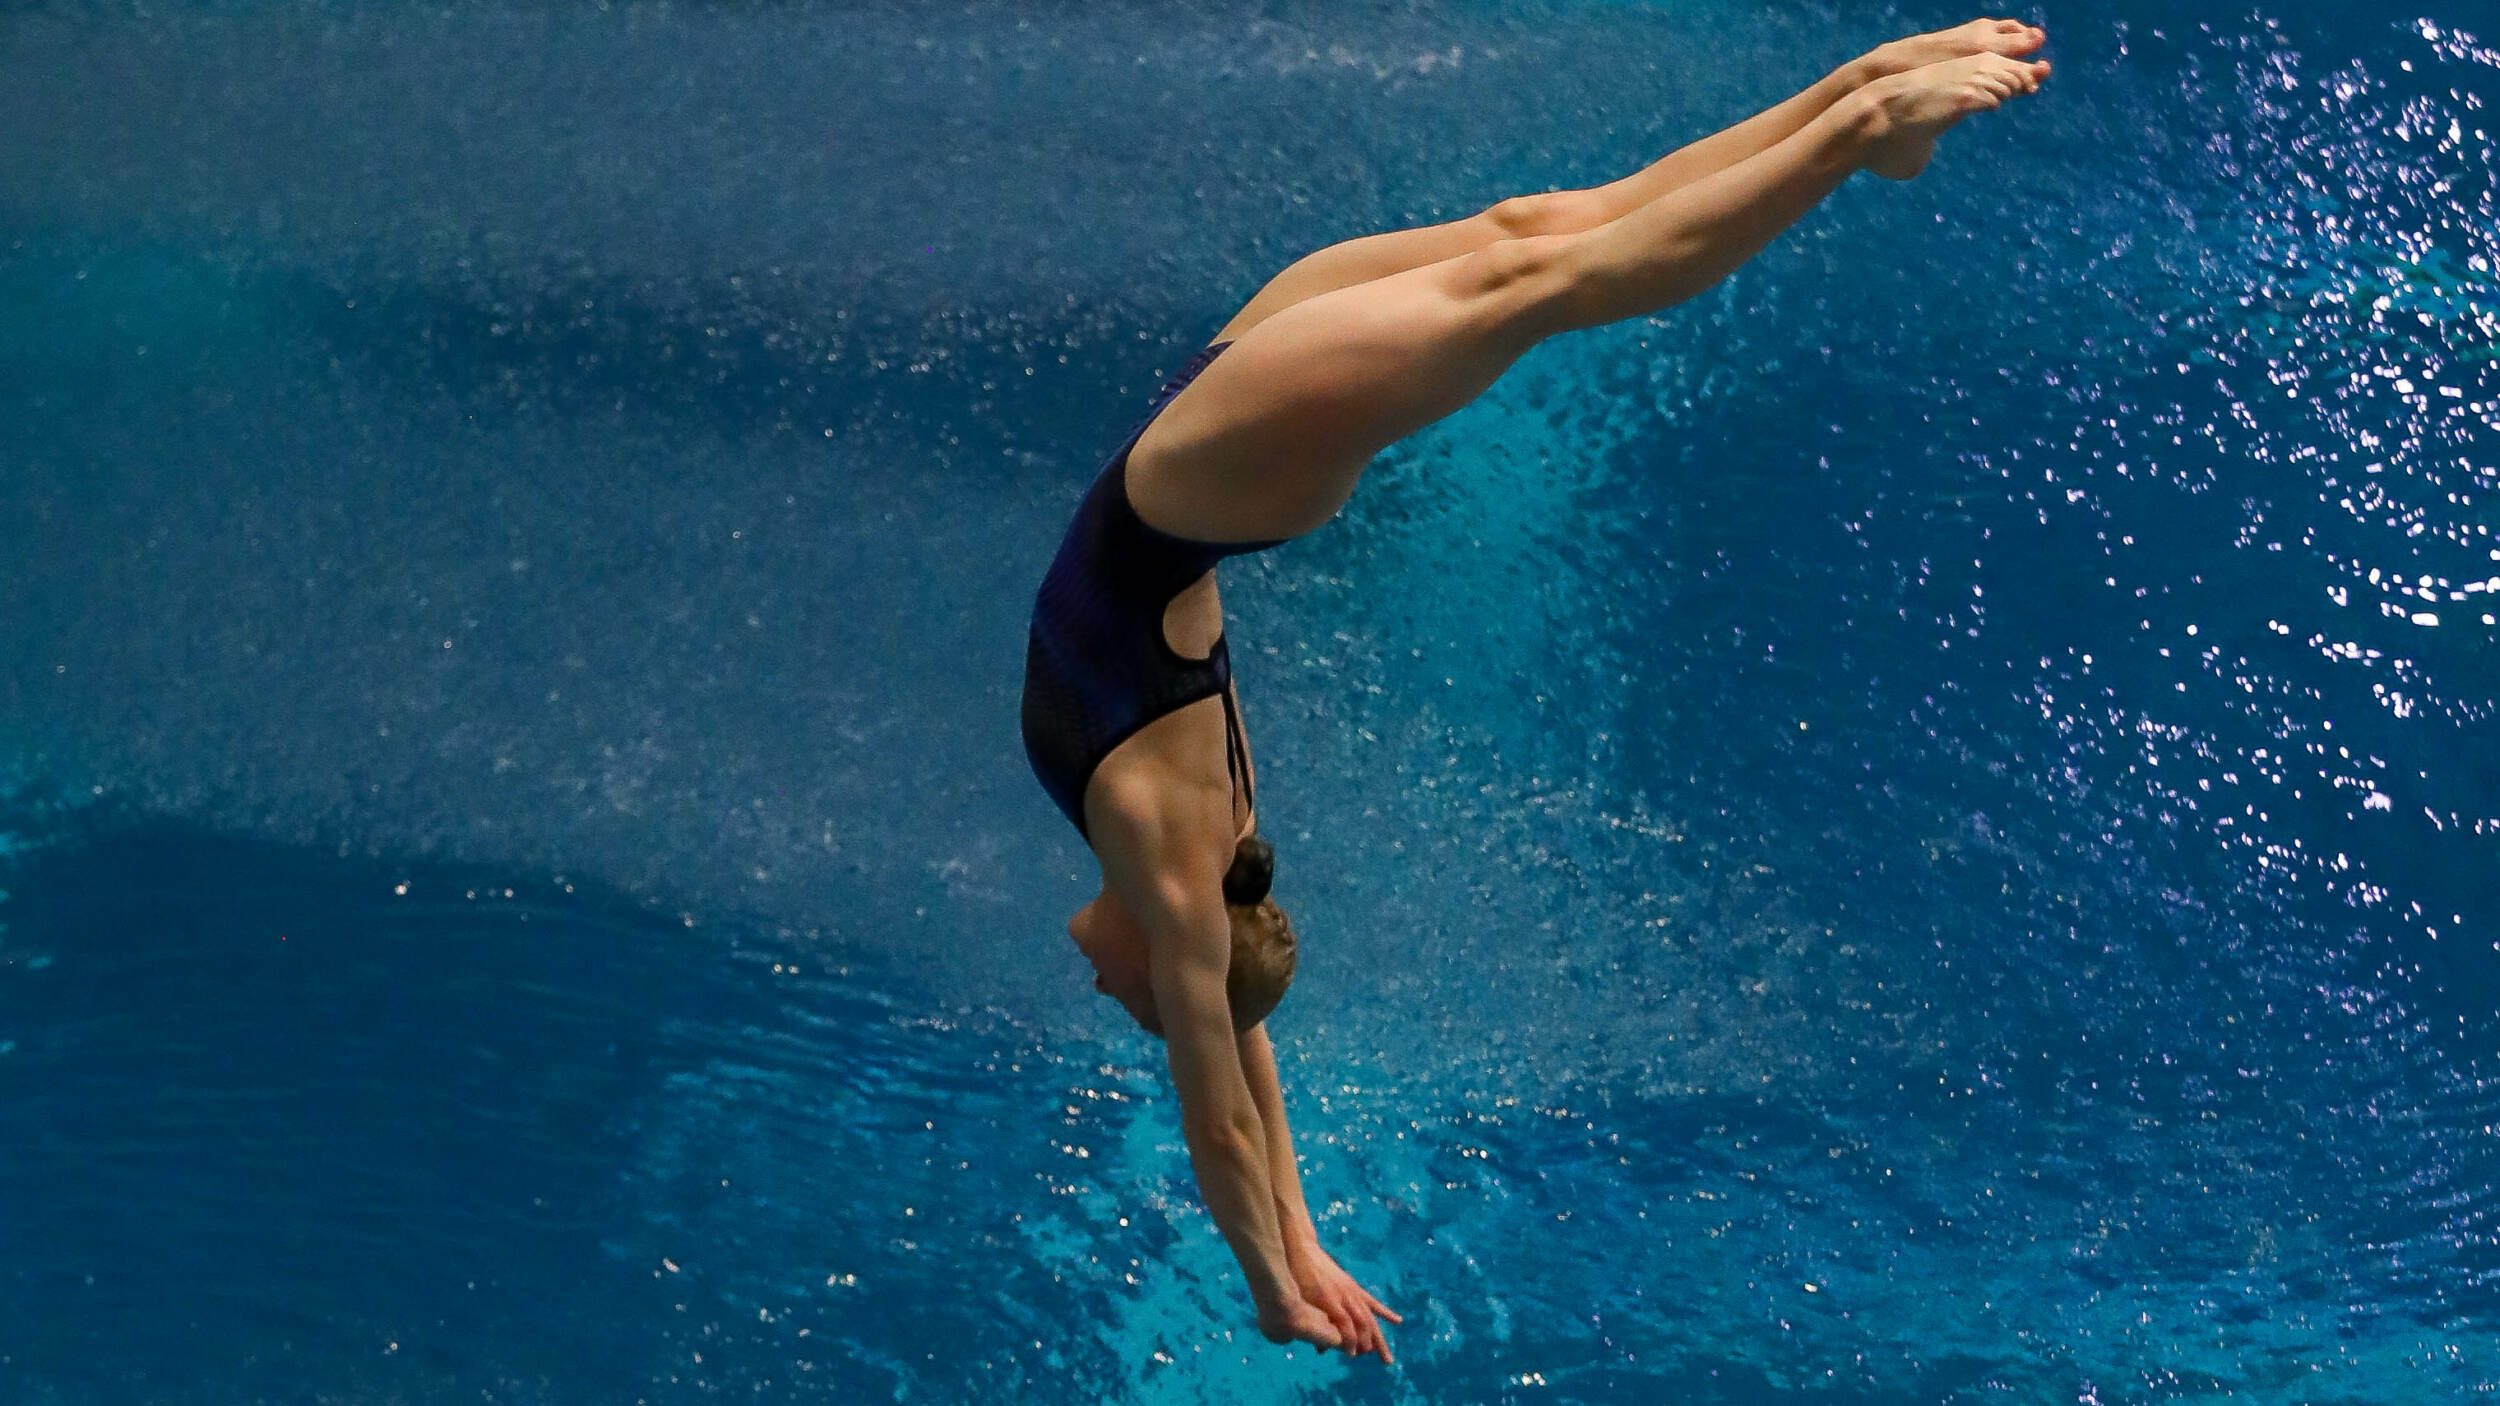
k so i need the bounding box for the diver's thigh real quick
[1210,192,1599,346]
[1211,206,1507,345]
[1131,235,1578,542]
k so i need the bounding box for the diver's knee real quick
[1459,233,1590,341]
[1484,190,1600,241]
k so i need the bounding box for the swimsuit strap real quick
[1218,684,1255,832]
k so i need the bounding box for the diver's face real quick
[1068,892,1163,1036]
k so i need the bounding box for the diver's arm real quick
[1236,1024,1323,1257]
[1238,1024,1402,1364]
[1090,792,1339,1350]
[1146,886,1293,1299]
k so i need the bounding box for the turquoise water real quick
[3,1,2496,1400]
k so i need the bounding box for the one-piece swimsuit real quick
[1020,340,1283,842]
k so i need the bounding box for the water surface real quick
[4,1,2497,1400]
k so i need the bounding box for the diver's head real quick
[1069,834,1296,1039]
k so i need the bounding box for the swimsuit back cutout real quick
[1022,341,1285,842]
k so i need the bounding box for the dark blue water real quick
[4,1,2497,1400]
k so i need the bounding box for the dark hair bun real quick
[1222,834,1275,907]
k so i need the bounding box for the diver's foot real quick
[1863,18,2045,81]
[1858,51,2050,181]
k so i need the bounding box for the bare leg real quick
[1570,18,2046,219]
[1133,53,2049,542]
[1213,18,2049,342]
[1554,51,2047,330]
[1213,66,1867,343]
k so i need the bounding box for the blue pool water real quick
[4,1,2497,1399]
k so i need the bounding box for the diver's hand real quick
[1255,1292,1345,1355]
[1290,1246,1402,1365]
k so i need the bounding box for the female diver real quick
[1021,20,2052,1363]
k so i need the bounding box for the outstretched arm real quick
[1238,1024,1403,1364]
[1236,1026,1320,1256]
[1089,790,1343,1352]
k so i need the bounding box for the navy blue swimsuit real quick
[1022,341,1284,842]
